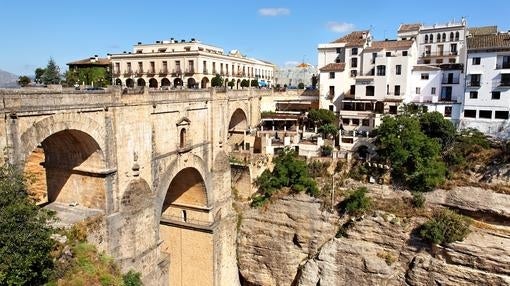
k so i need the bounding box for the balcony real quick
[422,51,458,58]
[466,81,481,88]
[184,68,195,76]
[123,70,133,77]
[439,96,452,102]
[499,80,510,87]
[146,69,156,77]
[112,70,121,77]
[159,69,168,76]
[441,77,460,84]
[496,63,510,69]
[203,69,209,75]
[135,70,144,77]
[172,69,182,77]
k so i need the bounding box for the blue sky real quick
[1,0,509,76]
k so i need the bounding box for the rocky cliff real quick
[237,187,510,286]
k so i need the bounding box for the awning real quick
[258,80,267,87]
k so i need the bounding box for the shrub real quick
[321,145,334,157]
[308,160,331,178]
[419,209,471,244]
[123,270,143,286]
[342,187,371,216]
[411,192,425,208]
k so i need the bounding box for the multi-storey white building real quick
[408,20,467,124]
[460,26,510,134]
[318,31,371,112]
[109,38,275,89]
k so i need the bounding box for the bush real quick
[321,145,334,157]
[298,82,305,89]
[411,192,426,208]
[123,270,143,286]
[419,209,471,244]
[308,160,331,178]
[342,187,371,216]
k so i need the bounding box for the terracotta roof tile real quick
[468,26,498,36]
[330,31,369,47]
[319,63,345,72]
[67,57,111,66]
[363,40,414,52]
[468,33,510,50]
[398,23,422,32]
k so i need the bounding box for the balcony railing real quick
[466,81,481,87]
[442,77,460,84]
[112,70,121,77]
[439,96,452,102]
[203,69,209,75]
[135,69,144,77]
[123,70,133,77]
[496,63,510,69]
[184,69,195,76]
[159,68,168,76]
[499,80,510,87]
[146,69,156,76]
[422,51,458,58]
[172,69,182,76]
[341,130,370,137]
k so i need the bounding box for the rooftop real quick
[330,31,370,47]
[363,40,414,52]
[398,23,422,33]
[67,57,110,66]
[468,32,510,51]
[468,26,498,36]
[319,63,345,72]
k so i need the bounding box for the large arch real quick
[161,78,171,88]
[115,78,122,86]
[137,78,146,87]
[228,108,248,132]
[157,153,214,286]
[174,78,183,87]
[126,78,134,88]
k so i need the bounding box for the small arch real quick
[115,78,122,86]
[430,34,434,42]
[187,77,196,88]
[149,78,158,88]
[442,33,446,42]
[455,31,460,41]
[137,78,146,87]
[437,33,441,42]
[424,35,428,43]
[180,128,187,148]
[161,78,171,87]
[174,78,183,87]
[161,167,208,214]
[201,77,209,89]
[449,32,454,41]
[126,78,134,88]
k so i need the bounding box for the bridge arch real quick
[20,114,108,209]
[228,108,248,131]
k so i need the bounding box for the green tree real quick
[211,74,224,87]
[298,82,305,89]
[375,115,446,191]
[41,58,61,84]
[240,79,249,88]
[65,67,108,87]
[18,75,31,87]
[0,164,56,285]
[318,123,338,138]
[341,187,372,216]
[35,68,46,84]
[228,79,235,89]
[250,79,259,87]
[308,109,337,126]
[419,111,455,149]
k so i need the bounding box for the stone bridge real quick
[0,86,263,285]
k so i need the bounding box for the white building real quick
[317,31,371,112]
[408,20,467,124]
[274,63,318,88]
[109,38,275,89]
[460,26,510,134]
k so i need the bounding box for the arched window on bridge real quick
[180,128,186,149]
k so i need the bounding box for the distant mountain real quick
[0,69,19,88]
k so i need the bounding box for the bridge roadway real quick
[0,86,263,286]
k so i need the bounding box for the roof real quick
[412,65,441,72]
[398,23,421,33]
[330,31,369,47]
[67,57,111,66]
[468,26,498,36]
[363,40,414,52]
[319,63,345,72]
[467,33,510,51]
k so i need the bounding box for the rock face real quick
[237,188,510,286]
[237,193,339,285]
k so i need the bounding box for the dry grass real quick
[372,197,431,219]
[377,251,397,266]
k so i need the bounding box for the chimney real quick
[137,41,142,45]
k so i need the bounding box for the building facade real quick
[460,26,510,134]
[110,38,275,89]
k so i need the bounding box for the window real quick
[479,110,492,119]
[472,57,481,65]
[492,91,501,100]
[469,91,478,99]
[329,105,334,111]
[342,118,350,125]
[402,51,408,56]
[470,74,481,86]
[451,43,457,54]
[351,58,358,68]
[449,58,456,63]
[180,128,187,148]
[394,85,401,95]
[386,52,392,57]
[455,31,460,41]
[450,32,454,41]
[444,106,452,117]
[437,33,441,42]
[495,111,509,119]
[366,86,375,96]
[442,33,446,42]
[351,48,358,55]
[464,110,476,118]
[424,59,431,64]
[329,72,335,79]
[424,35,429,43]
[362,119,370,126]
[352,119,360,125]
[430,34,434,42]
[421,73,429,80]
[329,86,335,98]
[441,87,452,101]
[350,70,358,77]
[396,65,402,75]
[376,65,386,76]
[431,87,436,95]
[436,59,443,64]
[336,48,342,54]
[389,106,398,114]
[350,85,356,95]
[371,53,377,63]
[416,87,421,94]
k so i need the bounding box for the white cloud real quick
[327,22,355,33]
[258,8,290,17]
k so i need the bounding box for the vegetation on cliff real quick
[419,208,472,244]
